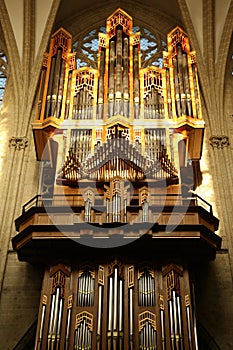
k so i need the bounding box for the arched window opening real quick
[73,26,167,69]
[0,50,7,109]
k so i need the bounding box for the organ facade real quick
[13,8,221,350]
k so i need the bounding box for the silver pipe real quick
[78,275,82,306]
[65,71,72,119]
[169,300,175,350]
[52,288,60,333]
[108,276,113,331]
[113,268,118,330]
[129,288,133,335]
[192,64,200,118]
[173,57,181,117]
[172,290,178,337]
[97,285,102,335]
[39,304,46,342]
[182,52,192,116]
[65,309,71,350]
[119,279,123,331]
[166,69,172,118]
[115,28,122,99]
[48,294,55,335]
[76,326,80,349]
[177,46,186,116]
[55,299,63,350]
[98,50,105,102]
[187,306,192,349]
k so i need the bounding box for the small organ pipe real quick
[65,71,72,119]
[39,304,46,343]
[161,309,165,350]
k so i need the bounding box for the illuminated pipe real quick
[182,52,192,116]
[173,57,182,117]
[115,28,122,99]
[192,64,200,118]
[65,308,71,350]
[166,69,172,118]
[98,49,105,102]
[55,299,63,350]
[186,306,192,349]
[52,288,60,334]
[38,304,46,346]
[123,37,129,117]
[177,46,186,115]
[65,71,72,119]
[109,40,115,117]
[113,268,118,330]
[119,280,123,331]
[108,276,113,331]
[173,291,178,336]
[97,285,103,335]
[161,309,165,350]
[169,300,175,350]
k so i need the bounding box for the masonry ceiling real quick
[55,0,183,37]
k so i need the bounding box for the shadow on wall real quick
[13,320,37,350]
[197,321,221,350]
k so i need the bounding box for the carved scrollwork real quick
[9,136,28,150]
[209,135,229,149]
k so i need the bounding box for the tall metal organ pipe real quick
[108,40,115,117]
[123,37,129,117]
[133,46,140,118]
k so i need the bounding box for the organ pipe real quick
[115,29,123,99]
[51,48,62,116]
[45,55,56,118]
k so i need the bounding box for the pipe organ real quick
[13,7,221,350]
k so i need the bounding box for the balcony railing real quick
[21,193,213,215]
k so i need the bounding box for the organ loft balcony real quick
[13,190,221,263]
